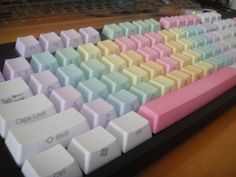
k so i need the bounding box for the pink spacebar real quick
[138,67,236,134]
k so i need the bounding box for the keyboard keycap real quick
[79,27,101,44]
[5,108,90,166]
[130,34,151,49]
[123,66,149,85]
[170,53,192,67]
[102,24,124,40]
[97,39,120,56]
[144,18,161,32]
[55,47,81,66]
[120,50,144,67]
[39,32,64,52]
[77,43,102,61]
[119,22,138,37]
[152,43,172,57]
[115,37,136,52]
[102,54,126,72]
[137,47,159,61]
[0,94,56,138]
[60,29,83,48]
[166,69,191,88]
[107,111,152,153]
[181,65,204,82]
[0,72,4,82]
[140,61,165,78]
[132,20,150,34]
[145,32,164,46]
[193,61,214,76]
[22,144,82,177]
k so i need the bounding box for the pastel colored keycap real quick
[15,35,42,58]
[67,127,121,174]
[179,27,194,37]
[120,50,144,66]
[181,65,204,82]
[200,33,213,44]
[205,45,221,55]
[107,89,140,116]
[158,30,175,42]
[145,32,164,46]
[159,17,176,29]
[159,56,180,70]
[119,22,138,37]
[130,34,151,49]
[177,38,194,50]
[171,52,192,67]
[101,54,126,72]
[166,69,191,88]
[188,36,205,47]
[77,78,109,102]
[225,49,236,62]
[31,52,58,73]
[214,20,227,30]
[214,30,231,40]
[49,85,84,112]
[155,58,175,73]
[55,47,81,66]
[171,16,185,27]
[200,23,218,32]
[60,29,83,48]
[123,65,149,85]
[191,25,204,34]
[197,13,210,23]
[204,57,224,70]
[182,49,201,63]
[80,59,107,79]
[0,77,32,105]
[3,57,33,82]
[77,43,102,61]
[80,98,117,128]
[115,37,136,52]
[165,40,184,53]
[102,24,124,40]
[39,32,64,52]
[97,40,120,56]
[55,64,85,87]
[213,42,229,52]
[137,47,159,61]
[152,43,172,57]
[193,47,212,60]
[129,81,160,104]
[144,18,161,32]
[168,28,186,39]
[0,72,4,82]
[132,20,150,34]
[193,61,214,76]
[101,71,130,93]
[149,75,176,95]
[28,70,61,97]
[222,37,236,49]
[138,67,236,134]
[214,53,234,66]
[106,111,152,153]
[140,61,165,78]
[79,26,101,44]
[22,145,82,177]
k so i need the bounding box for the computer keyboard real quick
[0,11,236,177]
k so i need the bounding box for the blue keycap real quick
[55,47,81,66]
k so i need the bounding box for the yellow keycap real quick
[120,50,144,67]
[182,49,202,63]
[158,30,175,42]
[123,66,149,85]
[102,54,126,72]
[170,52,192,67]
[78,43,102,61]
[149,75,176,95]
[97,39,120,56]
[177,38,194,50]
[193,61,214,76]
[169,28,186,39]
[140,61,165,79]
[165,40,184,53]
[166,70,191,89]
[181,65,204,82]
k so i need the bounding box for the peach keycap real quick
[170,53,192,67]
[166,70,191,88]
[140,61,165,78]
[181,65,204,82]
[165,40,184,53]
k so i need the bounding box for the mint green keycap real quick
[77,78,109,102]
[144,18,161,32]
[132,20,150,34]
[56,64,85,87]
[107,89,140,116]
[129,81,160,104]
[194,47,212,59]
[189,36,205,47]
[180,27,195,37]
[191,25,204,34]
[205,58,224,70]
[119,22,138,37]
[205,45,220,55]
[213,54,234,66]
[200,34,213,44]
[31,52,58,73]
[80,59,107,79]
[101,71,130,93]
[55,47,81,66]
[102,24,124,40]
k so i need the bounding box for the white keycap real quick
[22,144,82,177]
[197,13,210,23]
[0,77,33,105]
[0,72,5,82]
[5,108,90,166]
[68,126,121,174]
[0,94,56,138]
[60,29,83,48]
[79,27,101,44]
[106,111,152,153]
[15,35,42,58]
[39,32,64,52]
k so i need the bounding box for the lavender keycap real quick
[80,98,117,128]
[28,70,61,97]
[3,57,33,82]
[39,32,64,52]
[15,35,42,58]
[49,85,84,112]
[0,72,4,82]
[60,29,83,48]
[79,27,101,44]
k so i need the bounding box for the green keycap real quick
[119,22,138,37]
[132,20,150,34]
[55,47,81,66]
[101,71,130,93]
[144,18,161,32]
[80,59,107,79]
[31,52,58,73]
[129,81,160,104]
[180,26,195,37]
[56,64,85,87]
[205,45,220,55]
[189,36,204,47]
[194,47,212,59]
[102,24,124,40]
[205,57,224,70]
[192,25,204,34]
[213,54,234,66]
[200,34,213,44]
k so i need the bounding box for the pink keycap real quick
[115,37,136,52]
[152,43,172,57]
[160,17,176,29]
[130,34,151,49]
[160,56,180,70]
[49,85,84,112]
[0,72,5,82]
[145,32,164,46]
[185,15,195,25]
[137,47,160,61]
[80,98,117,128]
[138,67,236,134]
[155,59,175,72]
[193,16,201,25]
[3,57,33,82]
[178,16,188,26]
[200,23,219,32]
[28,70,61,97]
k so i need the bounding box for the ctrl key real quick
[22,144,82,177]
